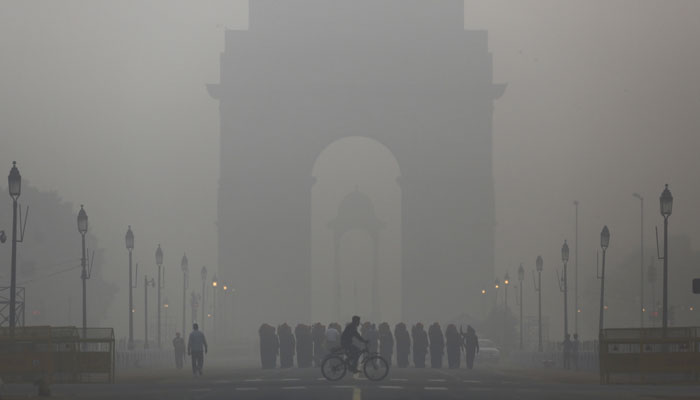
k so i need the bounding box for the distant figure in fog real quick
[311,323,326,367]
[572,333,580,370]
[341,316,369,373]
[295,324,313,368]
[394,323,410,368]
[428,323,445,368]
[563,334,572,369]
[325,323,341,352]
[412,323,428,368]
[258,323,279,369]
[445,324,462,369]
[378,322,394,367]
[187,323,208,376]
[172,332,186,369]
[278,323,295,368]
[462,325,479,370]
[366,323,379,354]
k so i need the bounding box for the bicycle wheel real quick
[363,355,389,381]
[321,355,347,381]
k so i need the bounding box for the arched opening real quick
[311,136,401,325]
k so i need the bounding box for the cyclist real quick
[341,315,369,373]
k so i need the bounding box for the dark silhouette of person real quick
[412,323,428,368]
[572,333,580,370]
[462,325,479,370]
[366,323,379,354]
[295,324,313,368]
[394,322,411,368]
[428,322,445,368]
[341,316,369,373]
[311,323,327,367]
[378,322,394,367]
[563,334,572,369]
[187,323,208,376]
[258,323,278,369]
[172,332,186,369]
[445,324,462,369]
[278,323,295,368]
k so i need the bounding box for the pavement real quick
[2,364,700,399]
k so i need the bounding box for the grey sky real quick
[1,1,699,336]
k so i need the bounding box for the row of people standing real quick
[259,322,479,370]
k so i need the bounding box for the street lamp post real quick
[518,264,525,350]
[156,244,164,348]
[181,254,188,337]
[144,275,155,349]
[8,161,21,335]
[534,256,544,352]
[561,240,569,339]
[77,205,89,336]
[125,226,135,349]
[212,274,218,341]
[599,226,610,333]
[200,267,207,330]
[634,193,644,328]
[573,201,579,336]
[659,184,673,330]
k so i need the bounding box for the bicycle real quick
[321,345,389,381]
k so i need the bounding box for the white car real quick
[475,339,501,363]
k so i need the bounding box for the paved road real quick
[4,366,699,399]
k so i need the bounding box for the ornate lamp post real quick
[144,275,155,349]
[8,161,21,334]
[155,244,164,348]
[518,263,525,350]
[212,274,218,340]
[77,205,89,334]
[659,184,673,330]
[561,240,570,339]
[200,266,207,330]
[598,226,610,333]
[534,255,544,352]
[125,226,135,349]
[181,253,188,336]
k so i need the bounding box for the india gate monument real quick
[208,0,505,336]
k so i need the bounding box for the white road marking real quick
[281,378,301,381]
[390,378,408,382]
[236,387,258,391]
[190,388,211,392]
[317,377,327,381]
[245,378,263,382]
[429,379,447,382]
[214,380,233,383]
[379,385,403,389]
[425,386,448,391]
[282,386,306,390]
[463,379,481,383]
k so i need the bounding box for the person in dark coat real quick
[278,323,295,368]
[445,324,461,369]
[258,324,278,369]
[462,325,479,370]
[378,322,394,367]
[172,332,186,369]
[311,323,327,367]
[394,323,410,368]
[295,324,313,368]
[412,323,428,368]
[428,323,445,368]
[366,324,379,354]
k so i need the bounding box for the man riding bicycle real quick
[341,316,369,373]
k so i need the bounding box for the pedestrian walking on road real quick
[462,325,479,370]
[428,322,445,368]
[394,323,410,368]
[445,324,462,369]
[172,332,186,369]
[278,323,296,368]
[378,322,394,367]
[412,323,428,368]
[187,323,208,376]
